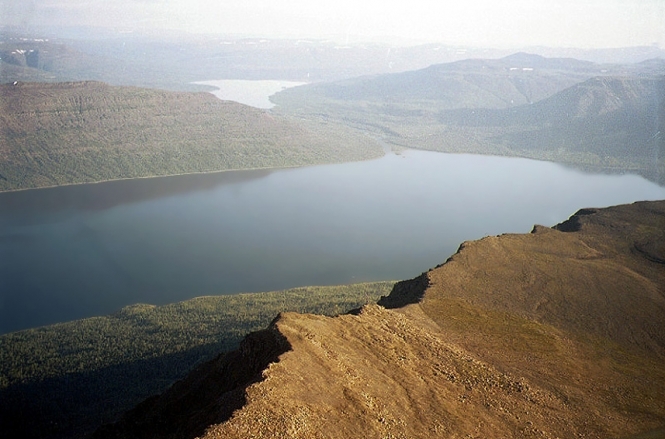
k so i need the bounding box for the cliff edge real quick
[96,200,665,439]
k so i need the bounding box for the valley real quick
[1,24,664,439]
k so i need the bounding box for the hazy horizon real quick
[2,0,663,49]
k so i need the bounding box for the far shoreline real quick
[0,152,388,195]
[3,147,664,195]
[191,79,309,109]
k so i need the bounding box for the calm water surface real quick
[192,79,307,108]
[1,150,664,333]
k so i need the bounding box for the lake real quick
[192,79,307,108]
[1,150,664,334]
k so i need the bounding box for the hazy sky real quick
[2,0,664,48]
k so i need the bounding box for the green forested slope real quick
[0,281,394,439]
[0,81,382,192]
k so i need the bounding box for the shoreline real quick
[191,79,309,109]
[0,152,388,195]
[0,165,294,195]
[2,148,662,195]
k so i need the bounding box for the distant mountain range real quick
[2,31,662,186]
[2,28,664,89]
[273,53,660,108]
[291,53,604,108]
[272,54,665,184]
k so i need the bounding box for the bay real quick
[192,79,307,108]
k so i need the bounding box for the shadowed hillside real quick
[0,81,382,192]
[93,200,665,439]
[438,75,665,182]
[0,282,394,439]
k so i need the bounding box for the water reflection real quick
[0,168,273,216]
[1,150,664,334]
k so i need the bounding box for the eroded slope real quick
[97,201,665,439]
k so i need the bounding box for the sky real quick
[2,0,664,48]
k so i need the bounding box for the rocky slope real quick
[94,200,665,439]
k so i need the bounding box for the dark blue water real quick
[1,150,664,333]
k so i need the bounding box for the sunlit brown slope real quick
[96,201,665,439]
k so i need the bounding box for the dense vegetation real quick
[0,281,395,439]
[0,81,383,192]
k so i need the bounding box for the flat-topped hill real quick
[93,200,665,439]
[0,81,382,192]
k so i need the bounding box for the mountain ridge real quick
[0,282,395,439]
[279,52,604,109]
[93,200,665,439]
